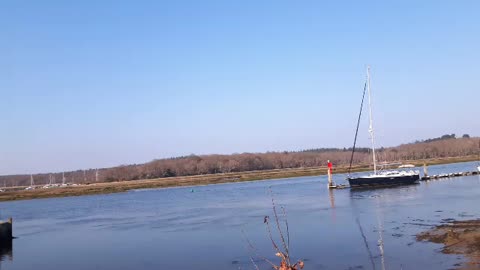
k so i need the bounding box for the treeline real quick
[416,133,470,144]
[300,147,371,153]
[1,137,479,187]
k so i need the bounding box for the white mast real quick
[367,66,377,174]
[62,172,66,185]
[30,174,34,186]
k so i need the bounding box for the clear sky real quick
[1,1,479,175]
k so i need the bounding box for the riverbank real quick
[417,219,480,270]
[0,155,477,202]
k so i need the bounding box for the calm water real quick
[1,161,479,270]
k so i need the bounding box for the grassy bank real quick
[0,155,478,202]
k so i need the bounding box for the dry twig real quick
[246,187,304,270]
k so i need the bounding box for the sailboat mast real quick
[367,66,377,174]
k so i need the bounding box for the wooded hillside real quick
[2,136,479,187]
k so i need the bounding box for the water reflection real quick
[328,189,335,209]
[374,194,387,270]
[348,184,420,202]
[0,239,13,262]
[348,185,391,270]
[328,189,336,222]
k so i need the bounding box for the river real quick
[0,161,479,270]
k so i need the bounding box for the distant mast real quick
[366,66,377,174]
[30,174,34,186]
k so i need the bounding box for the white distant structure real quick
[25,174,35,190]
[62,172,66,185]
[398,164,415,168]
[95,169,99,182]
[43,174,56,189]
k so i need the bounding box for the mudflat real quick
[417,219,480,270]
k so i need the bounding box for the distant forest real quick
[1,135,479,187]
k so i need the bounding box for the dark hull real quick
[348,174,420,188]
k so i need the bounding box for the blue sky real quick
[1,1,479,174]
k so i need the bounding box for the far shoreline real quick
[0,155,478,202]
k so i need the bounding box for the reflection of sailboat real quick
[375,198,386,270]
[349,187,389,270]
[347,66,420,187]
[0,237,13,266]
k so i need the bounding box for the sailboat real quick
[347,66,420,188]
[25,174,35,190]
[61,172,68,187]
